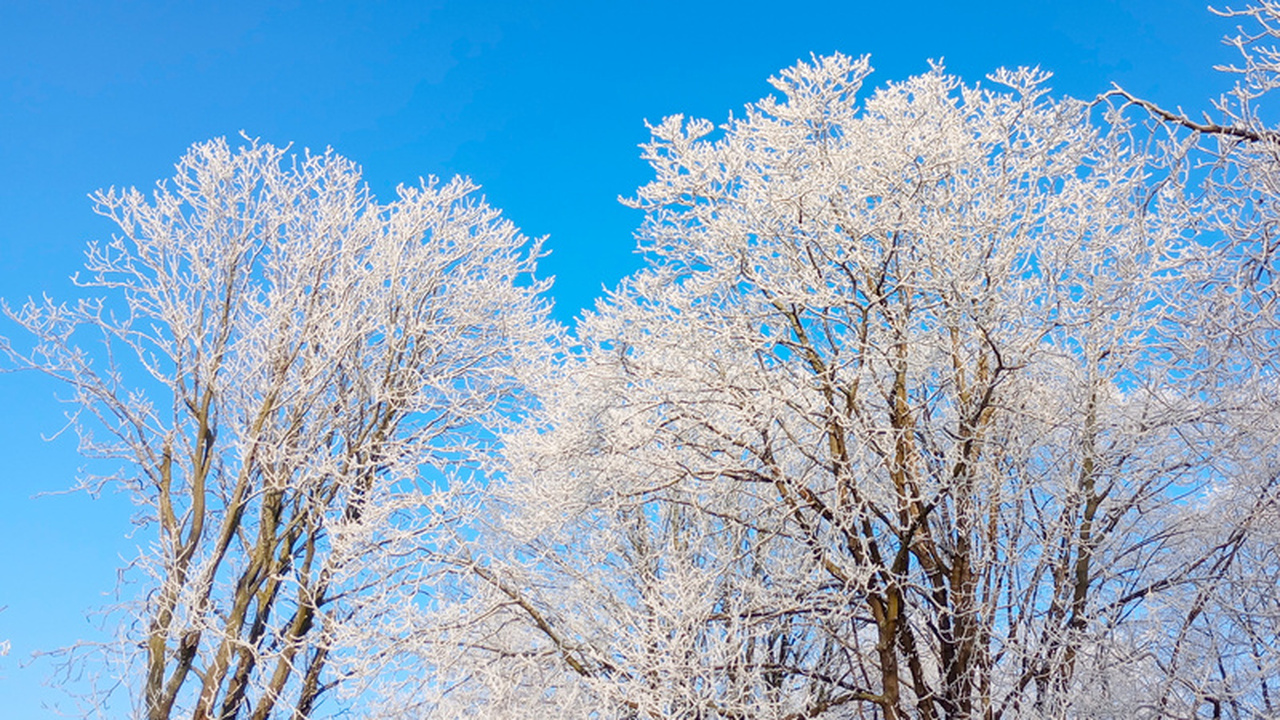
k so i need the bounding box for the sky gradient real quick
[0,1,1243,715]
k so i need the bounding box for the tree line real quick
[5,4,1280,719]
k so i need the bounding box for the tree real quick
[12,9,1280,720]
[1094,4,1280,716]
[421,53,1280,719]
[2,138,555,719]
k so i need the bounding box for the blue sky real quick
[0,0,1240,715]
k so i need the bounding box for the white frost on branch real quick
[415,51,1280,720]
[2,137,558,719]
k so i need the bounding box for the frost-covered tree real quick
[2,138,555,719]
[1094,4,1280,717]
[10,10,1280,720]
[424,53,1280,719]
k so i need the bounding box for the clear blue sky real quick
[0,0,1238,715]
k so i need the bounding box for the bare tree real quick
[418,54,1279,719]
[2,138,555,719]
[1093,4,1280,717]
[11,7,1280,719]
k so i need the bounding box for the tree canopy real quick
[7,5,1280,720]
